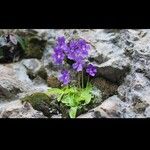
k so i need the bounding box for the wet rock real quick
[0,100,47,118]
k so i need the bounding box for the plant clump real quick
[46,36,101,118]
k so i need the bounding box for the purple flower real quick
[86,64,97,76]
[72,59,85,72]
[67,39,90,61]
[52,36,70,65]
[57,36,65,45]
[52,48,65,64]
[58,70,70,85]
[56,36,69,53]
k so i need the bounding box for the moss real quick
[21,92,52,117]
[0,30,47,62]
[24,36,47,59]
[13,30,47,59]
[91,77,118,100]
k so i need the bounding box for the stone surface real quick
[91,77,118,100]
[0,100,47,118]
[47,75,61,88]
[78,95,126,118]
[22,59,48,80]
[0,29,49,62]
[0,64,31,101]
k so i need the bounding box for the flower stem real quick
[78,72,81,88]
[82,70,84,88]
[86,75,90,87]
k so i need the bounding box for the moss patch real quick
[24,37,47,59]
[21,92,52,117]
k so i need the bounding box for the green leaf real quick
[46,88,63,95]
[69,107,78,118]
[57,93,64,102]
[46,88,65,102]
[46,84,95,118]
[77,84,92,105]
[61,94,76,107]
[16,35,26,50]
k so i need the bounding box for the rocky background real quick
[0,29,150,118]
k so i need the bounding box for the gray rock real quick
[51,114,62,118]
[78,95,126,118]
[77,111,95,118]
[0,62,48,102]
[144,106,150,117]
[0,64,30,101]
[94,56,130,83]
[0,100,47,118]
[22,59,47,80]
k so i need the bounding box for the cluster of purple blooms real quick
[52,36,97,85]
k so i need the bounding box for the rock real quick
[24,36,47,59]
[0,65,31,101]
[21,92,51,117]
[43,29,131,84]
[94,57,130,83]
[11,62,33,84]
[116,30,150,117]
[0,29,49,62]
[0,34,24,63]
[21,92,60,117]
[0,62,48,102]
[47,75,61,88]
[94,95,125,118]
[78,95,126,118]
[21,59,48,80]
[1,29,150,118]
[51,114,62,118]
[144,106,150,117]
[14,29,48,59]
[77,111,95,118]
[91,77,118,100]
[118,73,150,102]
[133,101,148,114]
[0,100,47,118]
